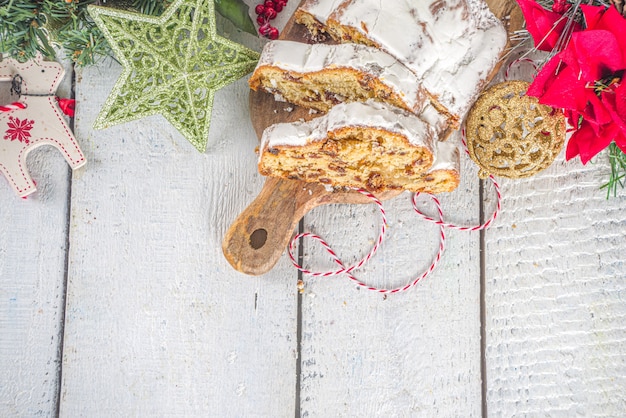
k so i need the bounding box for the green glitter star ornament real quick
[88,0,260,152]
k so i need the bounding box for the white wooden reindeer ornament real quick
[0,55,86,197]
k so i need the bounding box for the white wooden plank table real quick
[1,3,625,417]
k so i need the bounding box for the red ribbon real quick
[56,97,76,117]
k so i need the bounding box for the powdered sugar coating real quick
[430,131,460,172]
[299,0,343,21]
[299,0,507,119]
[418,102,450,137]
[255,40,428,114]
[260,101,459,179]
[261,100,436,150]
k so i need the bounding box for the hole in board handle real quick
[249,228,267,250]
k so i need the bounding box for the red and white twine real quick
[411,130,503,233]
[504,57,539,81]
[2,74,74,116]
[0,102,26,112]
[288,189,387,277]
[288,190,447,294]
[1,98,74,116]
[412,177,501,232]
[289,136,502,294]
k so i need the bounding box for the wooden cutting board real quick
[222,0,523,276]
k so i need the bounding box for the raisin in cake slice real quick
[295,0,508,127]
[249,40,428,115]
[258,100,458,193]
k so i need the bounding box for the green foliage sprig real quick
[601,143,626,199]
[0,0,256,66]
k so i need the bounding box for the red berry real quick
[256,15,266,25]
[552,0,571,14]
[259,23,271,36]
[255,4,265,14]
[267,27,279,40]
[274,2,283,12]
[264,7,277,19]
[264,0,275,8]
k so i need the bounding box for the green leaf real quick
[600,142,626,199]
[214,0,256,36]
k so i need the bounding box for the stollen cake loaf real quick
[258,100,459,193]
[295,0,508,126]
[249,40,428,115]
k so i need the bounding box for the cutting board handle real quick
[222,176,400,275]
[222,177,321,275]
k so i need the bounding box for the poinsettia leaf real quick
[613,130,626,155]
[565,109,581,129]
[595,5,626,65]
[571,30,623,80]
[580,4,605,29]
[538,65,586,110]
[614,83,626,125]
[565,133,581,161]
[603,83,626,132]
[516,0,579,51]
[569,120,614,163]
[585,91,613,132]
[527,54,562,98]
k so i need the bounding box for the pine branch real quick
[132,0,171,15]
[0,0,103,63]
[1,0,257,66]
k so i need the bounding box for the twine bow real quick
[289,139,502,295]
[2,74,75,117]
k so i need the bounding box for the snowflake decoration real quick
[4,116,35,144]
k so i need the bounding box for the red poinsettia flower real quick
[526,5,626,163]
[4,116,35,144]
[517,0,581,51]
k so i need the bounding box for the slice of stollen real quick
[258,100,460,193]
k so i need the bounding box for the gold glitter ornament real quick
[465,80,566,179]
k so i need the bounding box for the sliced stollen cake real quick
[249,40,429,115]
[295,0,508,127]
[258,100,460,193]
